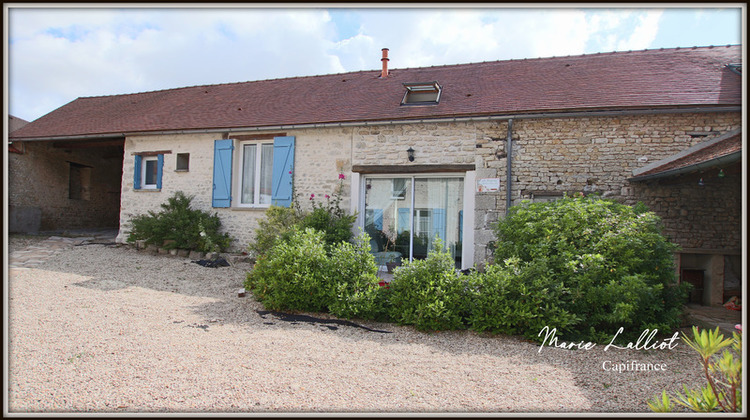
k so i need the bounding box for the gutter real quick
[628,151,741,182]
[9,105,741,143]
[506,118,513,211]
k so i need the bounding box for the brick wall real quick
[8,141,122,232]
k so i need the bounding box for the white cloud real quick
[5,6,735,122]
[616,10,663,51]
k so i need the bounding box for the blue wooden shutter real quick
[397,208,410,234]
[271,136,295,207]
[458,210,463,243]
[133,155,142,190]
[431,208,446,241]
[156,154,164,189]
[212,139,233,207]
[373,209,383,231]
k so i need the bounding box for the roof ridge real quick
[77,44,741,100]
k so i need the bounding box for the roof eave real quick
[628,151,742,182]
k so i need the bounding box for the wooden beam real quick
[130,150,173,156]
[53,139,125,149]
[352,164,475,174]
[231,133,287,141]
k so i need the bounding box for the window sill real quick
[174,169,189,172]
[231,206,271,211]
[135,188,161,192]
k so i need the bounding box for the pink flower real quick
[289,170,292,174]
[338,173,346,180]
[310,194,315,200]
[735,324,742,332]
[325,194,330,199]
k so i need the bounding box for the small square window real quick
[176,153,190,171]
[142,156,159,189]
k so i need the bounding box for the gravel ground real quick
[7,238,707,414]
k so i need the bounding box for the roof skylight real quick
[401,82,441,105]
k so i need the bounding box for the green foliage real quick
[246,228,335,312]
[388,239,469,331]
[493,195,688,341]
[300,207,357,247]
[247,174,356,257]
[465,258,579,340]
[247,205,303,258]
[648,326,742,413]
[127,191,231,252]
[246,228,383,317]
[327,233,388,321]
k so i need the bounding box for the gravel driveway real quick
[7,236,706,413]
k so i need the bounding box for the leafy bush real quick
[246,228,334,312]
[300,206,357,247]
[493,195,688,342]
[246,228,383,317]
[388,240,469,331]
[127,191,232,252]
[648,326,742,413]
[466,258,579,340]
[247,173,356,257]
[327,233,388,321]
[247,205,302,258]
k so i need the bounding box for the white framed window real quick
[237,141,274,207]
[391,178,407,199]
[141,156,159,189]
[413,209,432,237]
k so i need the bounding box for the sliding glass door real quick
[363,175,464,268]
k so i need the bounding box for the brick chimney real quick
[381,48,389,78]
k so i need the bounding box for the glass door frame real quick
[351,171,475,270]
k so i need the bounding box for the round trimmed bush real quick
[493,195,688,342]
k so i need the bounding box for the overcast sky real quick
[5,4,744,122]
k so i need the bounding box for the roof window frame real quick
[401,81,441,106]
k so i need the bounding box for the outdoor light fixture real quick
[698,178,705,186]
[718,169,726,178]
[407,147,415,162]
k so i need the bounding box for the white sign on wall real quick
[477,178,500,192]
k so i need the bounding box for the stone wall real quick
[630,162,742,251]
[471,112,742,264]
[115,110,741,263]
[8,141,123,232]
[117,128,353,250]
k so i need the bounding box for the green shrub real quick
[127,191,232,252]
[466,258,579,340]
[328,233,388,321]
[246,228,334,312]
[493,195,688,342]
[247,228,383,316]
[247,205,302,258]
[648,326,742,413]
[248,174,356,257]
[388,239,469,331]
[299,206,357,247]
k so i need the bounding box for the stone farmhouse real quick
[8,45,742,307]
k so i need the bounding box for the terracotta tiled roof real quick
[10,45,742,140]
[9,115,30,133]
[630,129,742,180]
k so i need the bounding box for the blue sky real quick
[5,4,744,123]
